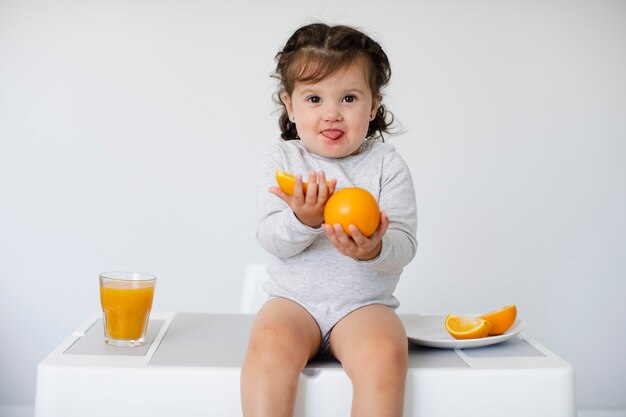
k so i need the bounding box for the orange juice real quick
[99,271,156,346]
[100,286,155,340]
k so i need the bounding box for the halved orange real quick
[276,170,302,196]
[445,314,492,340]
[480,305,517,335]
[275,169,331,196]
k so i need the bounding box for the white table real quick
[35,312,576,417]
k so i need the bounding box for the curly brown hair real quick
[273,23,394,141]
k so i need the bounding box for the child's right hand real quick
[269,171,336,229]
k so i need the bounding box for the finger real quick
[348,224,368,246]
[322,223,335,239]
[323,224,344,249]
[268,186,292,205]
[317,171,328,200]
[326,224,356,255]
[292,174,305,202]
[305,171,318,203]
[370,212,390,241]
[333,223,356,247]
[328,178,337,195]
[379,212,390,234]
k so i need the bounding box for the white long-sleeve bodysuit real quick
[257,139,417,342]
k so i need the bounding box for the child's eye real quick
[307,96,321,104]
[343,95,357,103]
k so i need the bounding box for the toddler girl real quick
[241,23,417,417]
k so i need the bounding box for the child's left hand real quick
[322,212,390,261]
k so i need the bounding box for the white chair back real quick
[240,263,270,313]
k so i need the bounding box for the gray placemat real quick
[149,313,253,367]
[462,337,546,358]
[149,313,469,369]
[408,344,470,368]
[64,319,165,356]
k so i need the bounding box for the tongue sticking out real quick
[322,129,344,140]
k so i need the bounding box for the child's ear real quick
[281,92,293,115]
[371,94,381,115]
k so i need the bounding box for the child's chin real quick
[321,149,351,159]
[321,144,362,159]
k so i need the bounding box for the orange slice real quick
[276,169,303,196]
[275,169,331,196]
[445,314,492,340]
[480,305,517,335]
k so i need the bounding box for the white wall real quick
[1,0,624,411]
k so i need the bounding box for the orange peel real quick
[324,187,380,237]
[480,305,517,335]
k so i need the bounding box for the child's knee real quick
[373,337,408,363]
[351,336,408,376]
[248,324,310,367]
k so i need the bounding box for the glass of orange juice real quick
[99,272,156,347]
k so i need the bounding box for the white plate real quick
[405,314,526,349]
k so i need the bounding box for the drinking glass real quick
[99,272,156,347]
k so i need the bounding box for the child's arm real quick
[368,151,418,270]
[256,148,335,258]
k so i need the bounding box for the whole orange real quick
[324,187,380,237]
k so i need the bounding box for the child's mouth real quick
[321,129,344,140]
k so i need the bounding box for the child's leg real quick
[330,304,408,417]
[241,297,322,417]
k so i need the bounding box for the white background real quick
[1,0,625,413]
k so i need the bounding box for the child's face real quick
[282,60,379,159]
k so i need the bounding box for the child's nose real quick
[324,104,342,122]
